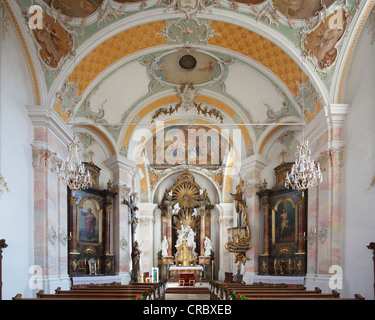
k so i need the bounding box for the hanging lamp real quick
[55,2,91,191]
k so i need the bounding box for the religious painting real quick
[32,13,74,69]
[42,0,103,18]
[272,0,335,20]
[144,125,230,168]
[77,198,102,245]
[302,8,348,71]
[272,197,298,245]
[152,51,222,86]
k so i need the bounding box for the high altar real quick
[158,170,213,281]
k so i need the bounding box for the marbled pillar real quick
[240,154,269,275]
[137,203,157,274]
[306,104,348,279]
[104,155,136,279]
[216,203,234,281]
[27,105,73,291]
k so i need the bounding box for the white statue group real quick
[160,227,212,258]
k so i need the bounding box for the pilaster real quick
[216,203,234,281]
[240,154,270,274]
[27,105,72,291]
[104,155,136,277]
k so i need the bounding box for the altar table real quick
[169,266,204,275]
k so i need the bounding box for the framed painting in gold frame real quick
[272,197,298,245]
[77,197,102,246]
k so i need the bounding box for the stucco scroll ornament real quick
[55,80,82,122]
[158,0,219,19]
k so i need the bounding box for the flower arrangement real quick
[209,280,249,300]
[133,279,168,300]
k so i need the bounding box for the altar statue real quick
[175,225,197,266]
[204,236,212,257]
[161,236,169,257]
[175,225,196,250]
[172,203,180,215]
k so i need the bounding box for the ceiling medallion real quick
[179,54,197,70]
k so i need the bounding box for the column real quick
[297,196,306,253]
[137,203,157,275]
[105,154,136,283]
[68,196,78,254]
[216,203,234,281]
[103,203,112,255]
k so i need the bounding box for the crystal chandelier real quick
[56,139,92,190]
[55,3,91,191]
[285,134,322,191]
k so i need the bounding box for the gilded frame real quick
[271,197,298,245]
[76,197,103,246]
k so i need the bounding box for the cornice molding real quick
[26,105,73,154]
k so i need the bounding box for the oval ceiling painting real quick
[43,0,104,18]
[272,0,336,20]
[152,51,222,86]
[235,0,266,4]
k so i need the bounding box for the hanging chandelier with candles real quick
[56,139,92,190]
[285,134,322,191]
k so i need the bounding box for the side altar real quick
[158,170,214,281]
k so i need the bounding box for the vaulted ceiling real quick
[4,0,374,168]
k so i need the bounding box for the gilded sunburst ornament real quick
[173,183,199,209]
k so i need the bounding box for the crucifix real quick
[88,150,95,163]
[124,195,139,246]
[280,150,287,164]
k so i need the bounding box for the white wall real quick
[342,19,375,300]
[0,21,35,299]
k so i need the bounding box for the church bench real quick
[235,290,341,300]
[37,290,155,300]
[59,287,163,299]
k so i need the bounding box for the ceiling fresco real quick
[272,0,336,20]
[6,0,372,165]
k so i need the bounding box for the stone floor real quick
[164,282,211,300]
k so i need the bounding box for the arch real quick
[333,0,375,104]
[152,169,222,205]
[79,124,117,156]
[121,94,253,157]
